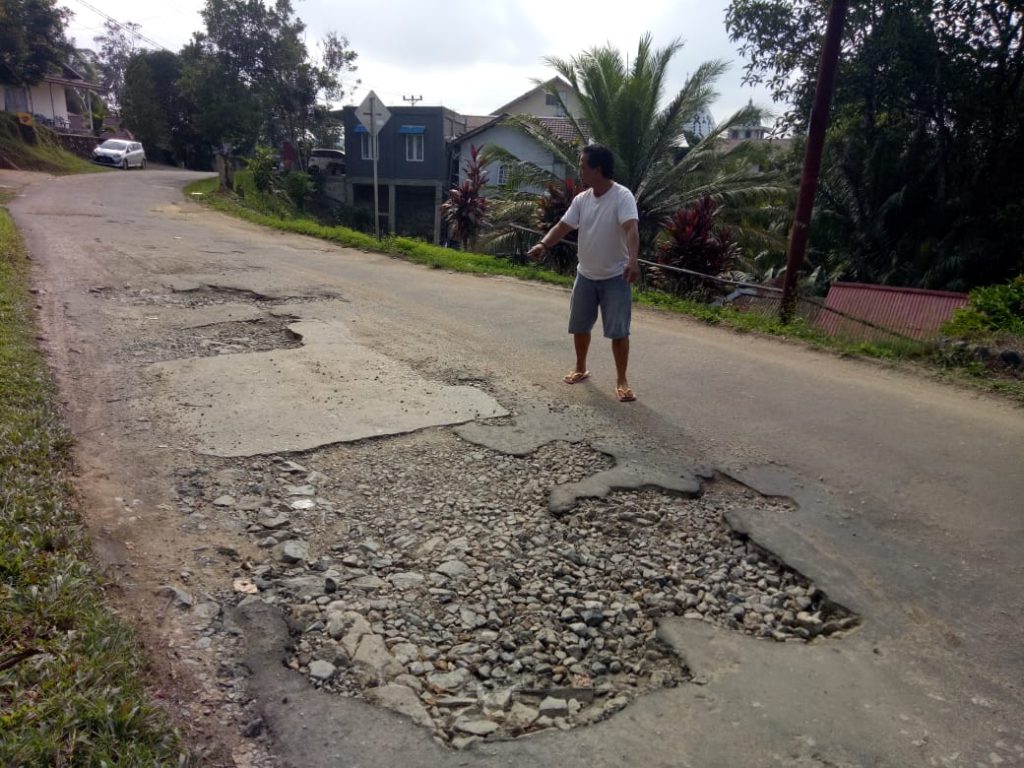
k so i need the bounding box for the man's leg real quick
[599,276,635,400]
[573,333,591,375]
[611,336,629,388]
[566,275,598,383]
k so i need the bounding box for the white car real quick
[307,148,345,175]
[92,139,147,170]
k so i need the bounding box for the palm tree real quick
[483,34,788,256]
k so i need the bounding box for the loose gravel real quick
[172,429,858,748]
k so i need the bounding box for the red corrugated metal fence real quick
[817,283,969,341]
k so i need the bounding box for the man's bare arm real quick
[622,219,640,283]
[527,221,575,261]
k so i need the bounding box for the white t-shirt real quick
[561,182,639,280]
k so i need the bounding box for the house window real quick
[744,130,752,139]
[545,91,567,116]
[406,133,424,162]
[497,163,510,186]
[360,133,377,160]
[5,87,28,112]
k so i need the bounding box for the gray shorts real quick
[568,273,632,339]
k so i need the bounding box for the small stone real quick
[278,540,309,564]
[308,660,336,680]
[212,495,236,507]
[454,719,499,736]
[539,697,570,717]
[350,575,386,590]
[353,635,403,676]
[436,560,471,578]
[285,485,316,496]
[426,669,469,692]
[388,572,425,590]
[483,688,513,712]
[507,702,539,728]
[259,513,289,530]
[289,498,316,511]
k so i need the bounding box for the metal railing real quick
[508,224,920,346]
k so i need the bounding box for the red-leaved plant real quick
[441,144,489,251]
[654,195,740,295]
[535,177,583,274]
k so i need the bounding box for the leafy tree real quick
[441,145,490,251]
[0,0,70,86]
[183,0,357,160]
[93,19,141,107]
[487,34,786,255]
[122,50,191,163]
[726,0,1024,290]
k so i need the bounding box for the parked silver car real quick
[92,139,147,170]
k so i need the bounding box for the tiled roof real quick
[535,116,585,143]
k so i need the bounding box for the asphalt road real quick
[6,168,1023,767]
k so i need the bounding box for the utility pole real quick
[779,0,849,322]
[402,95,423,107]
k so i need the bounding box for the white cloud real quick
[59,0,776,120]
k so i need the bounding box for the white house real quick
[451,77,587,190]
[2,64,102,132]
[452,115,584,191]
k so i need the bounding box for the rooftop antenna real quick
[403,95,423,107]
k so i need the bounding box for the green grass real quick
[0,205,192,765]
[0,113,101,175]
[185,177,1024,405]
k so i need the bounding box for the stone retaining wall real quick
[57,133,98,159]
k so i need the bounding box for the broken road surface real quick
[6,168,1023,767]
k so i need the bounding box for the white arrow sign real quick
[356,90,391,136]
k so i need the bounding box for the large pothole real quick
[174,430,858,748]
[119,317,303,363]
[91,284,345,309]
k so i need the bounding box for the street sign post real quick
[355,90,391,239]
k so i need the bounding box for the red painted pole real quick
[780,0,849,322]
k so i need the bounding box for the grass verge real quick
[0,113,101,175]
[0,202,191,765]
[184,178,1024,405]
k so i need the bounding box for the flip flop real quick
[615,386,636,402]
[563,370,590,385]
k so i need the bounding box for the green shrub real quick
[943,275,1024,338]
[284,171,313,211]
[247,146,277,192]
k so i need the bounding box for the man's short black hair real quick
[581,143,614,178]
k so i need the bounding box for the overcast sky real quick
[59,0,775,122]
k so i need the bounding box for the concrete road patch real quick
[150,319,507,456]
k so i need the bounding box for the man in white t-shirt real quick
[528,144,641,402]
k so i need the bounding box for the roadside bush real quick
[284,171,314,211]
[247,146,278,192]
[943,275,1024,339]
[232,169,293,218]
